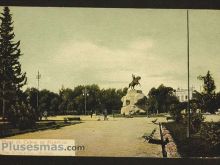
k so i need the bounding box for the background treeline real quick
[21,85,128,117]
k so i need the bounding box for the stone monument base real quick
[120,89,146,115]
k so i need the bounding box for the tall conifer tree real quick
[0,7,27,119]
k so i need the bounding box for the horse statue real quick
[129,74,141,89]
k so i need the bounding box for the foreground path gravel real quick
[6,116,164,157]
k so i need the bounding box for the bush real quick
[199,122,220,152]
[169,103,185,122]
[163,121,220,157]
[190,113,205,133]
[170,109,182,122]
[182,113,205,133]
[7,102,36,130]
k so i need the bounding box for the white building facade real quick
[175,87,194,102]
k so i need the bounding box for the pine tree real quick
[0,7,27,120]
[198,70,216,95]
[196,71,217,113]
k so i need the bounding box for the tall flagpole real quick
[187,9,190,138]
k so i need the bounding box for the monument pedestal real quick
[121,89,146,115]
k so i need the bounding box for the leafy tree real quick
[59,87,75,101]
[146,95,158,114]
[24,88,40,120]
[50,97,60,115]
[73,95,84,114]
[189,110,205,133]
[85,84,101,113]
[59,86,82,114]
[169,102,186,122]
[100,88,123,114]
[135,96,147,110]
[0,7,27,120]
[58,101,67,115]
[192,90,204,111]
[116,87,128,97]
[66,101,75,114]
[216,92,220,110]
[72,85,85,98]
[147,84,178,113]
[39,89,60,116]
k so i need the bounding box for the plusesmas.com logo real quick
[0,139,85,156]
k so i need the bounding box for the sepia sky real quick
[1,7,220,94]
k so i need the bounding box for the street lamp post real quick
[82,87,89,115]
[186,9,190,138]
[36,71,41,112]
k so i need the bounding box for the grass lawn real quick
[204,114,220,122]
[163,122,220,157]
[0,119,81,138]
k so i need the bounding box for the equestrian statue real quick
[128,74,141,89]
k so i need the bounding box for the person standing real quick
[43,110,48,120]
[104,109,108,121]
[90,110,93,118]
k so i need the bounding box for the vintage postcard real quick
[0,6,219,158]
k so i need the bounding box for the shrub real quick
[190,113,205,133]
[169,103,185,122]
[7,102,36,130]
[199,122,220,152]
[170,109,183,122]
[182,112,205,133]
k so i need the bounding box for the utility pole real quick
[36,71,41,109]
[83,87,89,115]
[186,9,190,138]
[85,89,87,115]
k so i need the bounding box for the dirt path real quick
[5,116,164,157]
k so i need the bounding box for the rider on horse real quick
[129,74,141,89]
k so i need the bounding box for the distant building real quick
[175,87,194,102]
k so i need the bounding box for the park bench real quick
[45,121,56,126]
[151,118,158,124]
[125,115,133,118]
[166,116,174,121]
[64,117,81,123]
[142,128,156,142]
